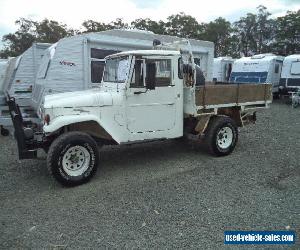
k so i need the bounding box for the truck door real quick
[126,56,177,136]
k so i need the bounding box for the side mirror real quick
[145,62,156,90]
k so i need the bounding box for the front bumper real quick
[6,94,39,159]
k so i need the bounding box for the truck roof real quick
[106,50,181,58]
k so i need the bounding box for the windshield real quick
[103,56,130,83]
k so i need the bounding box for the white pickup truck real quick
[7,49,272,186]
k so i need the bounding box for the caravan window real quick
[291,62,300,75]
[90,48,120,83]
[91,48,120,59]
[91,61,105,83]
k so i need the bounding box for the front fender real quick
[43,114,118,142]
[43,114,101,133]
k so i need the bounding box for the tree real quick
[233,6,274,56]
[131,18,165,34]
[255,5,275,53]
[234,13,258,56]
[165,12,204,39]
[1,18,36,57]
[35,19,77,43]
[82,20,110,32]
[110,18,128,29]
[272,10,300,55]
[1,7,299,59]
[0,18,75,58]
[201,17,233,57]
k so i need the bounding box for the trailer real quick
[279,54,300,94]
[31,29,214,115]
[229,54,284,95]
[213,57,234,83]
[7,48,272,186]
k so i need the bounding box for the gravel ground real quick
[0,101,299,250]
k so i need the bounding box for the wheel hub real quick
[216,126,233,149]
[62,146,91,176]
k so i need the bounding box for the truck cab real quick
[114,50,184,141]
[41,50,185,143]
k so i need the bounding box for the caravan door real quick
[271,60,283,92]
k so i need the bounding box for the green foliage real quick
[1,7,299,59]
[202,17,233,57]
[165,12,204,39]
[233,5,275,56]
[0,18,76,58]
[131,18,165,34]
[82,20,112,32]
[35,19,77,43]
[271,10,300,55]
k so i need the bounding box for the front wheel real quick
[47,131,99,186]
[204,116,238,156]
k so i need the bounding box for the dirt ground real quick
[0,100,299,249]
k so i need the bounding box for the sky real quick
[0,0,299,47]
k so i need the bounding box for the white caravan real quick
[0,59,9,93]
[31,29,214,114]
[279,54,300,93]
[229,54,284,94]
[7,43,52,106]
[1,58,17,95]
[0,58,16,135]
[0,43,51,135]
[213,57,234,83]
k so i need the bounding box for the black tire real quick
[273,92,280,100]
[47,131,99,186]
[204,116,238,156]
[1,126,9,136]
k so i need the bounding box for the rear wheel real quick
[47,131,99,186]
[204,116,238,156]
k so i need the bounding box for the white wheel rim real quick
[62,146,91,176]
[216,126,233,149]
